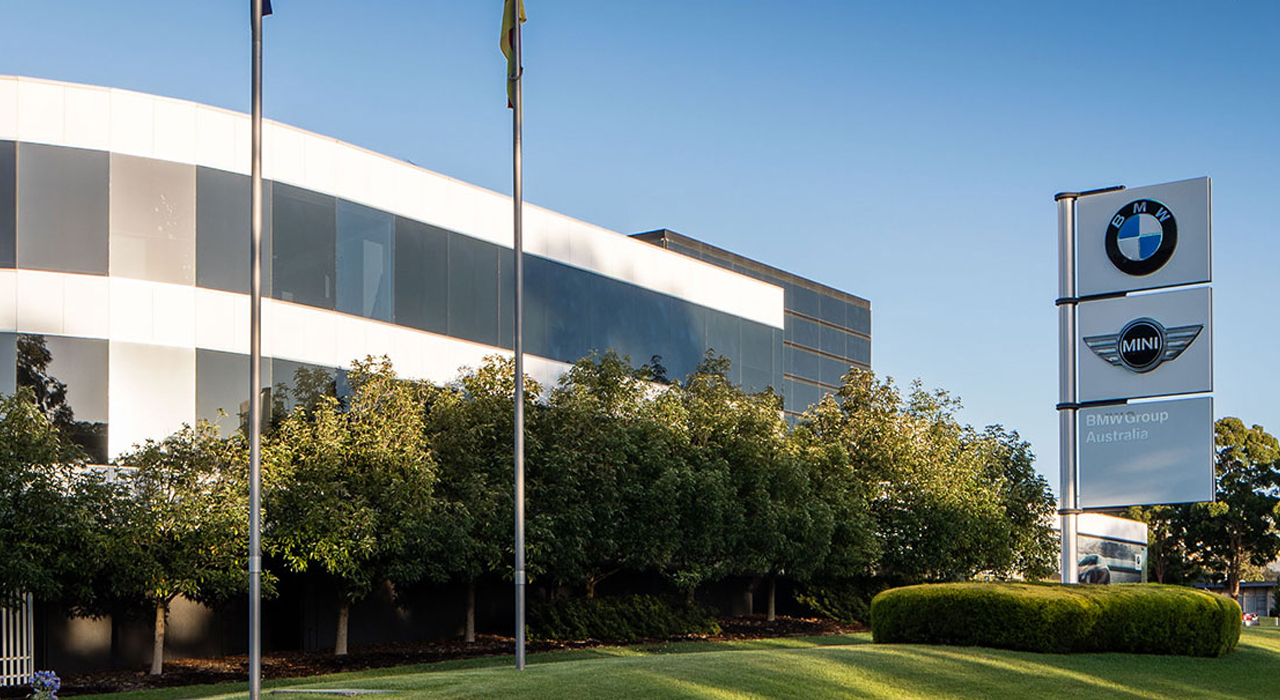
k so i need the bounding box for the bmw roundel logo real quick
[1105,199,1177,276]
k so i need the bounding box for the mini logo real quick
[1105,199,1177,276]
[1083,317,1202,373]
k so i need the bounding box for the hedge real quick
[870,582,1240,657]
[528,594,721,642]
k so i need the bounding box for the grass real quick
[88,627,1280,700]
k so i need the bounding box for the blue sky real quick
[3,1,1277,489]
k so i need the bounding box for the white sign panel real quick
[1076,178,1211,298]
[1078,397,1214,509]
[1077,286,1212,403]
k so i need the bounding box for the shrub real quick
[871,582,1240,657]
[797,578,895,625]
[529,594,721,642]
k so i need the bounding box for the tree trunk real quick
[150,599,167,676]
[685,587,695,604]
[335,600,350,656]
[766,575,777,622]
[586,579,596,599]
[465,581,476,644]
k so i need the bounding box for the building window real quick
[393,216,448,334]
[197,167,272,295]
[17,144,109,275]
[336,200,393,322]
[109,155,196,285]
[0,141,14,269]
[16,334,108,463]
[273,183,336,309]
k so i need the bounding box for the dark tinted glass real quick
[588,272,639,362]
[790,379,823,413]
[788,284,820,318]
[740,320,774,392]
[847,303,872,335]
[393,216,448,334]
[848,335,872,365]
[819,293,846,326]
[664,295,706,382]
[336,200,393,321]
[0,141,13,268]
[523,255,552,358]
[272,359,338,415]
[197,168,272,295]
[787,346,820,382]
[197,349,273,436]
[820,355,850,387]
[705,312,741,384]
[0,333,15,396]
[499,247,515,350]
[273,183,335,309]
[17,144,108,275]
[17,334,108,463]
[820,324,846,357]
[543,260,590,362]
[789,316,820,349]
[446,234,500,347]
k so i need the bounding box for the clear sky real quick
[3,1,1277,490]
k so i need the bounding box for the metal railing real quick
[0,594,34,688]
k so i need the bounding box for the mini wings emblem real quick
[1083,318,1202,374]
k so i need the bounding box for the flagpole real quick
[248,1,265,698]
[511,2,527,673]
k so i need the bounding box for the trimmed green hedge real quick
[529,594,721,642]
[871,582,1240,657]
[797,578,895,625]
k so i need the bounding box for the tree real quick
[265,357,436,655]
[1183,418,1280,600]
[113,421,255,675]
[1126,504,1200,584]
[424,356,542,642]
[0,388,115,610]
[970,426,1058,580]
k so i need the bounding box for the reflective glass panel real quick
[788,284,820,318]
[790,379,823,413]
[664,295,706,383]
[522,255,552,358]
[446,234,500,347]
[740,320,774,386]
[499,247,515,350]
[848,334,872,365]
[543,260,590,362]
[272,359,338,416]
[787,346,820,382]
[820,324,846,357]
[197,168,272,295]
[0,141,14,268]
[789,316,820,349]
[108,342,194,458]
[590,274,641,364]
[337,200,393,321]
[0,333,15,396]
[819,293,846,327]
[705,311,741,384]
[109,155,196,285]
[197,348,272,436]
[393,216,448,334]
[847,302,872,335]
[820,355,851,387]
[273,183,336,309]
[17,334,108,463]
[17,144,109,275]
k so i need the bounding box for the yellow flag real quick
[501,0,526,107]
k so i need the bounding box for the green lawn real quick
[90,627,1280,700]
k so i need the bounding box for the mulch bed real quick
[48,616,863,696]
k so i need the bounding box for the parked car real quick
[1078,554,1111,584]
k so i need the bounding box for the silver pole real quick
[249,1,264,697]
[511,6,527,672]
[1055,192,1079,585]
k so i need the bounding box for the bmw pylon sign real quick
[1076,178,1210,297]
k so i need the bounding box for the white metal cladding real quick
[0,594,34,688]
[0,75,784,330]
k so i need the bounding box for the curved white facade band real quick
[0,76,788,462]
